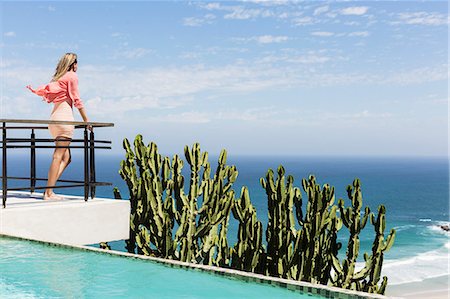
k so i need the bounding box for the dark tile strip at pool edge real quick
[0,234,394,299]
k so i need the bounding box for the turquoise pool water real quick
[0,238,324,299]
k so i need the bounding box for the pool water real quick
[0,238,324,299]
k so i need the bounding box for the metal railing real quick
[0,119,114,208]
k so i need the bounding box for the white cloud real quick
[48,5,56,12]
[233,35,290,44]
[340,6,369,16]
[292,16,315,26]
[4,32,16,37]
[394,12,449,26]
[289,54,330,64]
[21,41,79,50]
[224,7,266,20]
[258,51,331,64]
[241,0,292,6]
[0,95,40,117]
[114,48,153,59]
[195,2,298,22]
[313,5,329,16]
[311,31,334,37]
[200,2,222,10]
[183,14,216,27]
[348,31,369,37]
[110,32,123,38]
[2,60,446,120]
[383,66,448,85]
[257,35,289,44]
[154,112,211,124]
[183,17,204,27]
[317,110,393,121]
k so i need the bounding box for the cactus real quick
[332,179,371,289]
[117,137,396,295]
[331,180,395,294]
[118,137,140,253]
[172,143,204,262]
[261,166,301,278]
[174,145,236,266]
[113,187,122,199]
[119,136,176,257]
[289,175,341,284]
[99,242,111,250]
[139,143,177,258]
[231,186,264,273]
[198,149,236,267]
[362,205,396,294]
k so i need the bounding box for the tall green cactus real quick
[117,138,396,295]
[139,143,177,258]
[362,205,396,294]
[331,180,396,294]
[172,143,205,262]
[195,149,236,267]
[332,179,371,289]
[231,186,264,273]
[261,166,301,278]
[118,137,140,253]
[119,136,177,257]
[173,144,236,265]
[291,175,342,284]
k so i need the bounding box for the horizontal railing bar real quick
[1,145,111,149]
[1,176,85,184]
[5,138,111,144]
[90,182,113,186]
[5,182,112,191]
[7,184,86,191]
[0,119,114,127]
[1,126,49,130]
[2,177,112,187]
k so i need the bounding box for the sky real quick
[0,0,448,157]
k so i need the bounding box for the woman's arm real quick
[78,107,92,130]
[78,107,89,122]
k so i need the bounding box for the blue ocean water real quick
[4,152,449,285]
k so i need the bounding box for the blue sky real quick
[0,1,448,156]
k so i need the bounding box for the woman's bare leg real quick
[45,139,71,198]
[56,148,71,182]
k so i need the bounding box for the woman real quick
[27,53,90,200]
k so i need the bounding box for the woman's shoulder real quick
[61,71,78,81]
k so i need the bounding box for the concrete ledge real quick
[0,191,130,245]
[1,234,394,299]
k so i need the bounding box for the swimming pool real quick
[0,237,325,299]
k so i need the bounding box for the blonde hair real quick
[52,53,78,82]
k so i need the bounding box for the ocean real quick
[4,151,449,287]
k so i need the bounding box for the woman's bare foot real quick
[43,192,64,201]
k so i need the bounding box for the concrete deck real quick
[0,191,130,245]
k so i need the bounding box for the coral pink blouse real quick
[28,71,84,109]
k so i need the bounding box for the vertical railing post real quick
[30,129,36,193]
[2,122,7,208]
[89,129,96,199]
[83,126,89,202]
